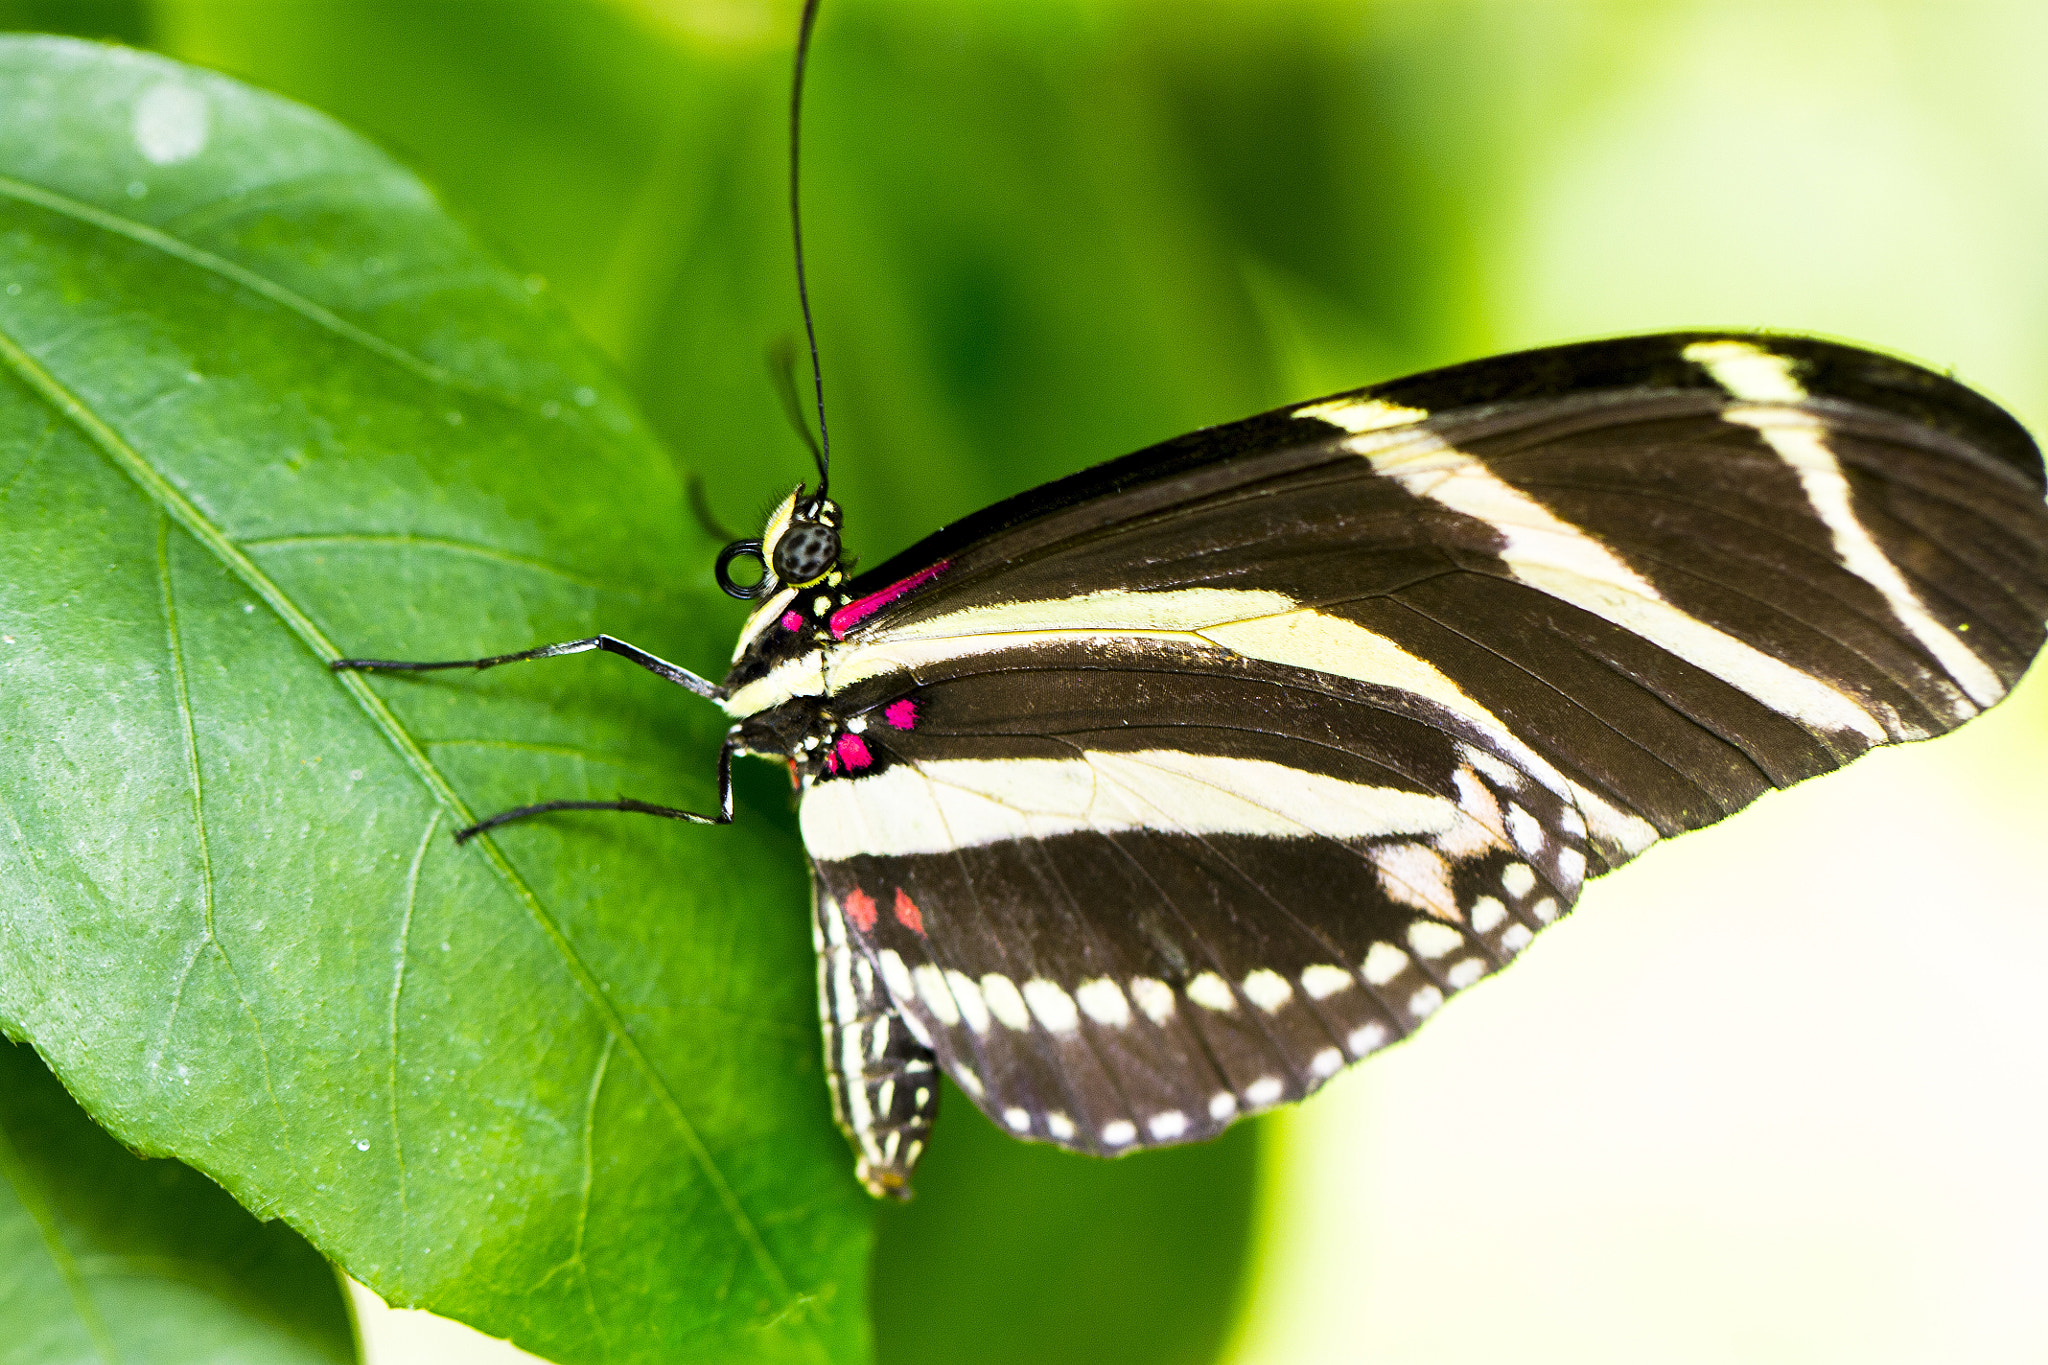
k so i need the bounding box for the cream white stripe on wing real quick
[1295,398,1429,432]
[725,589,1285,716]
[1195,609,1574,797]
[870,587,1298,640]
[1678,340,1807,404]
[800,750,1463,861]
[823,628,1209,697]
[824,588,1623,827]
[817,587,1295,696]
[1085,751,1465,919]
[1302,397,1888,744]
[820,598,1656,860]
[722,646,828,718]
[1202,609,1495,737]
[1199,608,1652,858]
[1685,339,2001,714]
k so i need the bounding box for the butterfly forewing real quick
[790,334,2048,870]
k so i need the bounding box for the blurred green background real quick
[8,1,2045,1362]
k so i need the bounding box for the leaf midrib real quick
[0,288,811,1346]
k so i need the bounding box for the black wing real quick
[795,331,2048,1154]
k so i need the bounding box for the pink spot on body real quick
[779,610,803,632]
[829,561,951,640]
[835,732,872,771]
[893,888,924,935]
[883,698,918,730]
[844,888,877,933]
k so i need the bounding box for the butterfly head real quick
[716,486,843,600]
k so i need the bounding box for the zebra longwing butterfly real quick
[334,7,2048,1202]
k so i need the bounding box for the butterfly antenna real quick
[768,334,825,467]
[790,0,831,501]
[686,472,744,543]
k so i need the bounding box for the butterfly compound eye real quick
[773,520,840,586]
[715,538,768,599]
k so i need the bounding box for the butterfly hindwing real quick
[804,658,1588,1153]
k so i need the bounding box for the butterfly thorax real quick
[722,582,846,704]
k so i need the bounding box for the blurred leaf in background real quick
[0,1038,357,1365]
[0,0,146,45]
[872,1096,1258,1365]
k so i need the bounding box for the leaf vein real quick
[388,812,439,1252]
[155,512,291,1148]
[0,172,478,397]
[574,1033,615,1342]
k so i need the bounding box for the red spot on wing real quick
[829,561,950,640]
[883,698,918,730]
[824,751,839,775]
[835,732,872,771]
[892,887,924,935]
[779,609,803,631]
[844,888,877,933]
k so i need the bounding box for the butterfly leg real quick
[450,728,739,844]
[332,634,722,700]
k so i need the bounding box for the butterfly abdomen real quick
[813,882,936,1200]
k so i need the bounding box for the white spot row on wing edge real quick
[866,928,1578,1149]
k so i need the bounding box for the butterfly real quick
[338,325,2048,1199]
[327,0,2048,1202]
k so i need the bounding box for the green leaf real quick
[0,36,866,1365]
[0,1037,356,1365]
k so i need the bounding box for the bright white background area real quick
[352,3,2048,1361]
[350,1281,544,1365]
